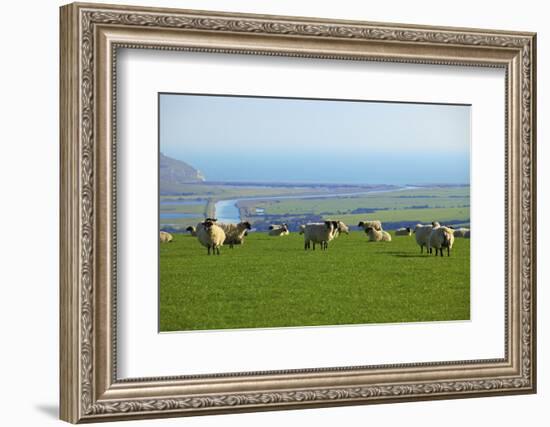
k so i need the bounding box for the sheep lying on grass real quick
[395,227,411,236]
[452,227,470,238]
[268,223,289,236]
[159,231,173,243]
[217,221,252,248]
[185,226,197,237]
[196,219,225,255]
[428,226,455,256]
[357,220,383,231]
[303,221,337,251]
[364,226,392,242]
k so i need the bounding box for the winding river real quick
[213,186,417,224]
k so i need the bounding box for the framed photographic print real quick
[60,2,537,423]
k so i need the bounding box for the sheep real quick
[319,220,349,249]
[364,226,392,242]
[303,221,336,250]
[452,227,470,238]
[268,223,289,236]
[217,221,252,248]
[196,219,225,255]
[395,227,412,236]
[159,231,173,243]
[464,230,470,238]
[298,224,306,234]
[358,220,383,231]
[428,226,455,256]
[333,220,350,236]
[185,226,197,237]
[413,223,433,253]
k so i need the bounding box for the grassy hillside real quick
[159,231,470,332]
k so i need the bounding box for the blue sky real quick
[159,93,470,185]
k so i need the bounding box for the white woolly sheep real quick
[218,221,252,248]
[268,223,290,236]
[185,226,197,237]
[303,221,336,250]
[358,220,383,231]
[452,227,470,238]
[159,231,173,243]
[428,226,455,256]
[413,223,434,253]
[395,227,412,236]
[196,219,225,255]
[364,226,392,242]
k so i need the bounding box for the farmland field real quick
[159,231,470,332]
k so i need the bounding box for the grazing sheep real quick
[452,227,470,238]
[358,220,383,231]
[364,226,392,242]
[395,227,412,236]
[413,223,434,253]
[218,221,252,248]
[268,223,290,236]
[333,220,350,236]
[320,220,349,249]
[428,226,455,256]
[159,231,173,243]
[303,221,336,250]
[196,219,225,255]
[185,226,197,237]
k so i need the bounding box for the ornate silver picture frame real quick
[60,2,536,423]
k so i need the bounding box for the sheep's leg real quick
[207,245,211,255]
[216,246,220,255]
[447,247,450,257]
[420,245,424,254]
[439,248,443,257]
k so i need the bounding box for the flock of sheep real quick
[160,219,470,256]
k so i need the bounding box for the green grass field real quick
[159,231,470,332]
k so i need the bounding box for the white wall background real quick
[0,1,545,426]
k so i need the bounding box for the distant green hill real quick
[160,153,205,193]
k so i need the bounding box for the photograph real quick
[158,93,471,332]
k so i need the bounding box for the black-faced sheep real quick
[196,219,225,255]
[395,227,411,236]
[218,221,252,248]
[428,226,455,256]
[185,226,197,237]
[358,220,383,231]
[268,223,289,236]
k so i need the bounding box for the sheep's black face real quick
[365,227,373,234]
[358,221,364,227]
[406,227,411,233]
[204,220,214,229]
[243,221,252,230]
